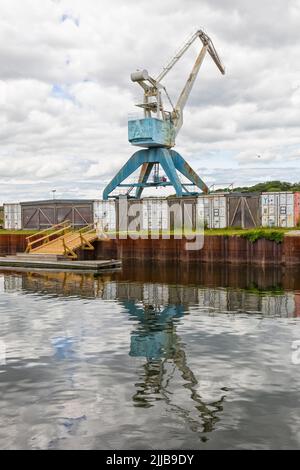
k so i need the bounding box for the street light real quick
[52,189,56,200]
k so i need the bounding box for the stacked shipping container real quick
[3,192,300,231]
[92,193,299,231]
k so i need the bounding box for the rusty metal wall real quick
[21,201,94,229]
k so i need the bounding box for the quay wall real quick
[1,233,300,266]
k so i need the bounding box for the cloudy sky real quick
[0,0,300,203]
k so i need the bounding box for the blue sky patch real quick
[51,84,75,103]
[60,13,80,27]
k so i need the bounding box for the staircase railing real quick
[62,224,97,259]
[26,222,99,259]
[26,221,71,253]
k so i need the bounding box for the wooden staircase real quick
[26,222,99,259]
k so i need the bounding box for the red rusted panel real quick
[0,233,300,267]
[294,193,300,227]
[283,235,300,265]
[0,234,27,255]
[92,235,287,266]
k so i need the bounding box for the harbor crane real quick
[103,30,225,199]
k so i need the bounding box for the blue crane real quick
[103,30,225,200]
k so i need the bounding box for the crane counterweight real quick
[131,70,150,82]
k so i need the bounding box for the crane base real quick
[102,147,208,199]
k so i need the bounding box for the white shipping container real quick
[261,192,295,228]
[142,198,169,231]
[93,200,116,231]
[4,203,22,230]
[197,195,227,229]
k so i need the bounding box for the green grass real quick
[240,229,285,243]
[204,227,295,243]
[0,229,37,235]
[100,226,296,242]
[0,226,297,243]
[203,227,293,238]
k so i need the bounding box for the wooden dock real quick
[0,254,121,273]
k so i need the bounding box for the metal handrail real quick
[26,223,72,253]
[62,225,97,258]
[27,223,97,257]
[78,223,95,233]
[26,220,70,242]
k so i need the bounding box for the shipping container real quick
[117,197,197,233]
[21,200,94,230]
[169,197,197,232]
[4,203,22,230]
[227,193,261,228]
[93,200,116,231]
[139,198,169,231]
[294,193,300,226]
[198,194,227,229]
[142,197,197,232]
[117,195,227,232]
[261,192,300,228]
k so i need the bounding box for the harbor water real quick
[0,263,300,449]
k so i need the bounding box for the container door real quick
[142,201,149,231]
[94,200,116,232]
[161,200,169,230]
[286,204,294,227]
[197,198,206,228]
[294,193,300,226]
[4,204,22,230]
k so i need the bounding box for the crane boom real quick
[156,30,225,83]
[173,44,208,135]
[155,30,225,135]
[155,31,200,82]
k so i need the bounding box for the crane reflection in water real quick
[122,294,226,439]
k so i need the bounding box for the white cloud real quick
[0,0,300,203]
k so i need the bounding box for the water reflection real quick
[124,297,225,436]
[1,264,300,449]
[3,264,300,318]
